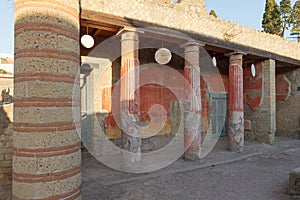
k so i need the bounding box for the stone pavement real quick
[82,137,300,199]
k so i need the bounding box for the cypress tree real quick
[291,1,300,34]
[280,0,292,37]
[262,0,282,35]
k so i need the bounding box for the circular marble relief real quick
[155,48,172,65]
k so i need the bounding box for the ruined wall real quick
[0,104,13,199]
[276,68,300,138]
[81,0,300,61]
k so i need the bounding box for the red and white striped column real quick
[226,52,245,152]
[120,31,141,165]
[13,0,81,199]
[183,41,202,161]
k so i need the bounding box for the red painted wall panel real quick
[243,63,263,110]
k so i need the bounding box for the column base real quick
[122,151,142,172]
[255,133,275,145]
[228,143,244,153]
[228,111,244,153]
[184,152,201,161]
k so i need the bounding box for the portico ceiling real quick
[80,9,300,69]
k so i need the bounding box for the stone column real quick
[120,31,141,166]
[13,0,81,199]
[260,59,276,143]
[183,41,202,161]
[226,52,244,152]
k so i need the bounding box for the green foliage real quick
[262,0,300,41]
[0,69,8,74]
[262,0,282,35]
[209,10,218,18]
[279,0,292,37]
[291,0,300,33]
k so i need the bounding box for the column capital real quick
[225,51,246,66]
[183,40,202,67]
[224,51,247,57]
[121,29,140,60]
[120,30,140,43]
[180,40,205,49]
[118,26,144,39]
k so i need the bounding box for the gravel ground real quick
[82,138,300,200]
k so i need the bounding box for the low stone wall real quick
[0,104,13,199]
[289,167,300,196]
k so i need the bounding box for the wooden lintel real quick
[80,21,118,32]
[81,9,134,28]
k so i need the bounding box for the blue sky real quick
[0,0,297,55]
[206,0,266,30]
[0,0,14,55]
[206,0,296,30]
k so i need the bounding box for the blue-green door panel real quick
[209,93,227,137]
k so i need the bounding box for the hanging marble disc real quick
[155,48,172,65]
[251,63,256,77]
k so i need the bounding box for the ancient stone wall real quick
[276,68,300,138]
[81,0,300,61]
[0,104,13,199]
[276,74,291,102]
[244,60,276,144]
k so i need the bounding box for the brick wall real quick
[244,60,276,144]
[276,68,300,138]
[276,74,291,102]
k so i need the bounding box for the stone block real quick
[57,59,79,74]
[36,173,81,198]
[14,131,53,148]
[12,181,37,199]
[14,107,41,123]
[14,106,74,124]
[27,81,60,98]
[15,57,57,73]
[37,151,81,173]
[13,157,38,174]
[58,35,79,53]
[289,167,300,196]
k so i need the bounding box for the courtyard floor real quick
[82,137,300,200]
